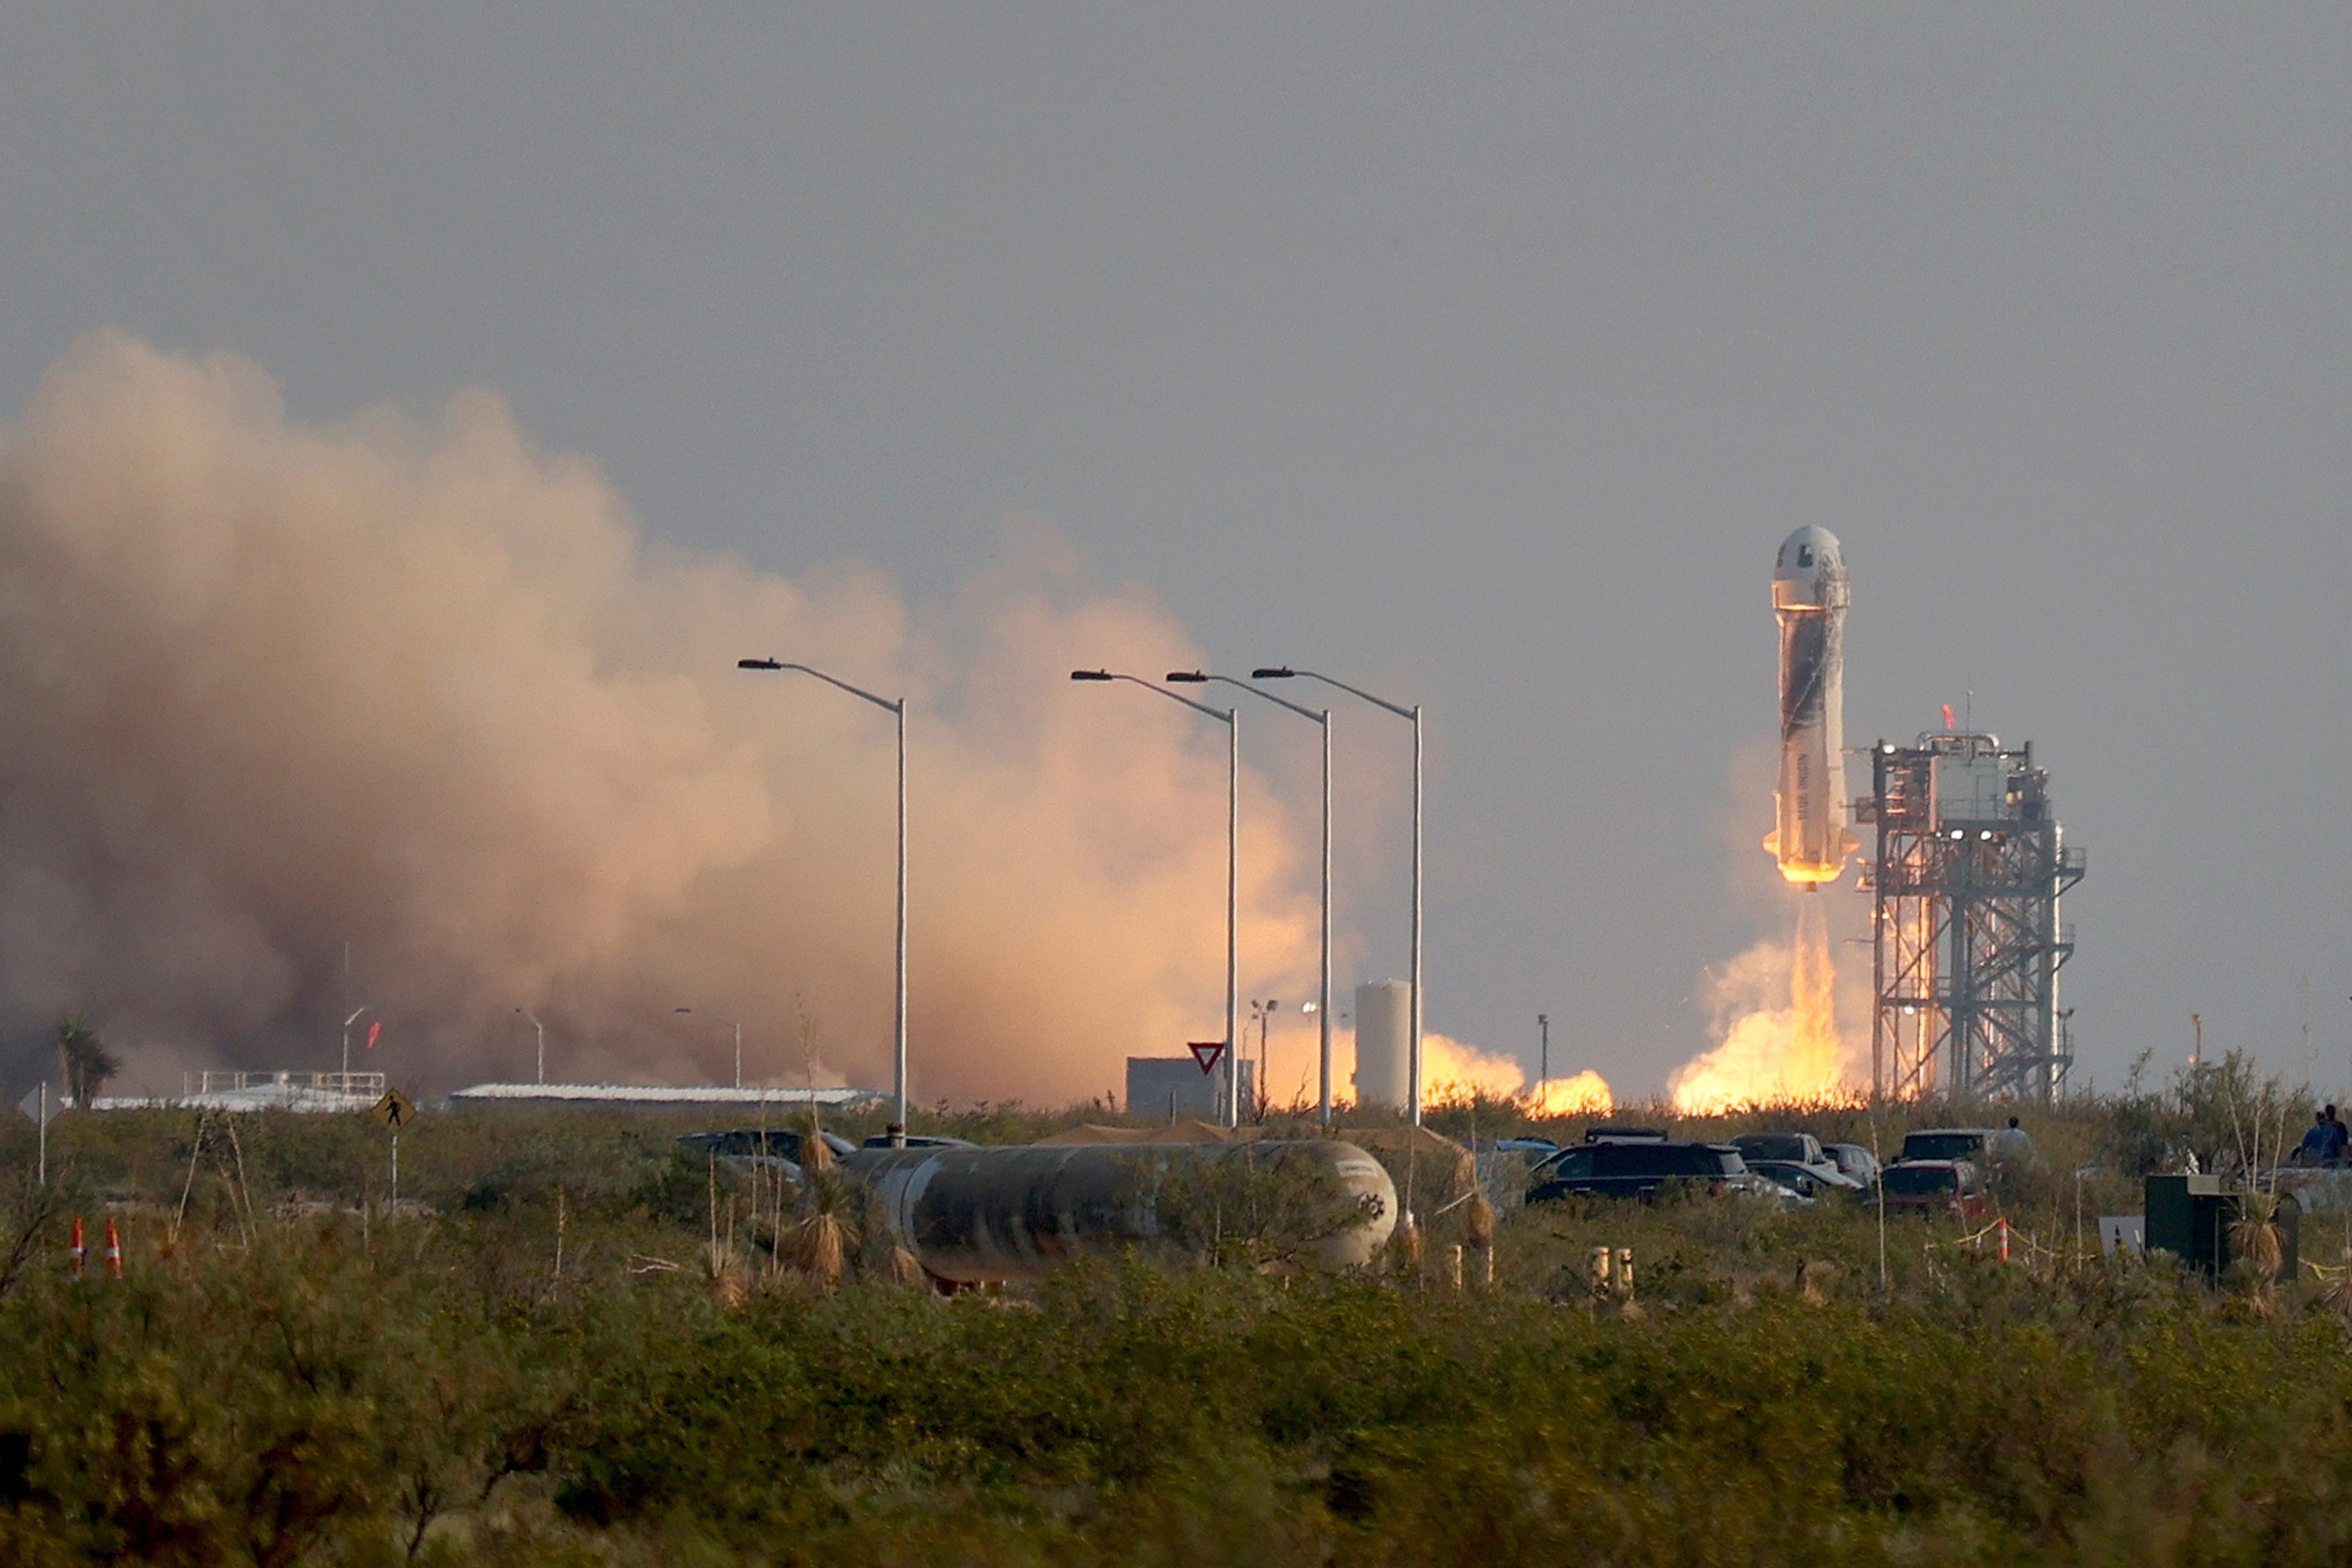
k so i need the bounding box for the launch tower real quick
[1857,733,2084,1103]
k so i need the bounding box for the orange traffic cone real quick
[69,1216,85,1279]
[104,1217,122,1279]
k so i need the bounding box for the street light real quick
[740,658,909,1144]
[1256,666,1424,1125]
[1170,671,1332,1129]
[515,1007,546,1085]
[676,1006,743,1089]
[1072,670,1240,1128]
[1250,999,1280,1120]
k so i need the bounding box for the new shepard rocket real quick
[1768,526,1857,888]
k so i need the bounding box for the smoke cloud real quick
[0,333,1343,1099]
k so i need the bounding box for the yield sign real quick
[1187,1040,1227,1076]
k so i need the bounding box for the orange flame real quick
[1407,1032,1614,1116]
[1669,896,1857,1112]
[1523,1070,1615,1117]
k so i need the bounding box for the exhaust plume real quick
[1667,897,1861,1112]
[0,333,1324,1099]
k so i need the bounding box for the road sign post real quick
[372,1090,416,1210]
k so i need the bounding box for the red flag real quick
[1940,703,1955,730]
[366,1021,382,1050]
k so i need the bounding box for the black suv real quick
[1526,1140,1753,1203]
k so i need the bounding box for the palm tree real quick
[55,1015,119,1107]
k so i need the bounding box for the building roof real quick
[447,1081,883,1108]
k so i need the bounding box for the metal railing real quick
[183,1069,385,1098]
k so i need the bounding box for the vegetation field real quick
[0,1057,2347,1566]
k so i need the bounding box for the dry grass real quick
[788,1209,850,1285]
[1464,1188,1496,1249]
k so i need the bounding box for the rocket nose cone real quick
[1774,526,1843,581]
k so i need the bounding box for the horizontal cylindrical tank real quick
[1354,980,1411,1109]
[839,1139,1398,1284]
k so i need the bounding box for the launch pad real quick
[1857,733,2084,1103]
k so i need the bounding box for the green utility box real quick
[2143,1174,2300,1282]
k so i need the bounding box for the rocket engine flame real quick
[1669,896,1858,1112]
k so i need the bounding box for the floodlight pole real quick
[1071,671,1240,1128]
[341,1005,369,1091]
[1255,667,1421,1125]
[517,1008,546,1084]
[740,658,909,1144]
[1175,672,1332,1129]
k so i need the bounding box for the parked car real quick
[1894,1128,1998,1166]
[1743,1168,1816,1205]
[1469,1138,1562,1165]
[1732,1132,1850,1188]
[1876,1159,1989,1221]
[1528,1140,1755,1203]
[1744,1157,1862,1198]
[1582,1125,1672,1145]
[678,1128,859,1177]
[1822,1142,1880,1184]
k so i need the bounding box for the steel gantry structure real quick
[1860,732,2085,1103]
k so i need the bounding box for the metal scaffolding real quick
[1858,733,2085,1103]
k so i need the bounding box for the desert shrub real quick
[14,1098,2352,1563]
[1149,1143,1372,1268]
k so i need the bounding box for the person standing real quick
[2297,1109,2332,1165]
[2295,1114,2332,1165]
[1990,1116,2037,1165]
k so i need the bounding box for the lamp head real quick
[738,658,782,670]
[1251,667,1294,680]
[1165,671,1209,684]
[1068,669,1113,681]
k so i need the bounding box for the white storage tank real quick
[1353,980,1412,1109]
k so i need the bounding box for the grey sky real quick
[3,7,2348,1096]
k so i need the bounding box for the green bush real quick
[4,1087,2352,1564]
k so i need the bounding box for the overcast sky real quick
[3,7,2348,1097]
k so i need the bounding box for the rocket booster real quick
[1767,526,1856,888]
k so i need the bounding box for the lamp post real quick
[1072,670,1240,1128]
[340,1006,369,1091]
[1250,999,1280,1120]
[516,1008,546,1085]
[1169,672,1332,1129]
[676,1006,743,1088]
[740,658,908,1144]
[1255,667,1423,1125]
